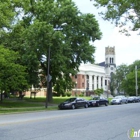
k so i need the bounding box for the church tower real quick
[105,46,116,78]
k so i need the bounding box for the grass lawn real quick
[0,96,92,114]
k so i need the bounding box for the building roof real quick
[98,62,105,67]
[78,63,105,76]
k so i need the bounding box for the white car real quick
[111,95,128,105]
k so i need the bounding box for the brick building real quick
[72,46,116,96]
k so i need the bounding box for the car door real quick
[99,97,104,105]
[121,96,125,103]
[75,99,82,107]
[80,99,86,107]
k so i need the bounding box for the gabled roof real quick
[98,62,105,67]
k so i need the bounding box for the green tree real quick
[114,61,140,96]
[128,60,140,72]
[92,0,140,34]
[11,0,102,102]
[122,71,140,96]
[126,60,140,96]
[115,64,129,94]
[94,88,103,96]
[0,0,102,104]
[0,0,15,29]
[0,45,28,101]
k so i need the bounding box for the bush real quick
[66,92,71,97]
[79,93,84,97]
[62,92,66,97]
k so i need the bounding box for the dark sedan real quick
[58,97,89,109]
[127,96,136,103]
[128,96,140,103]
[88,96,109,107]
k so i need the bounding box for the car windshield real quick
[114,96,122,99]
[129,97,133,99]
[92,97,99,100]
[64,98,76,103]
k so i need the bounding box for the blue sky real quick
[72,0,140,66]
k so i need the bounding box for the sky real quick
[72,0,140,66]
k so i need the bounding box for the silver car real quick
[111,95,128,105]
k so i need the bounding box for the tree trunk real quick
[0,93,3,102]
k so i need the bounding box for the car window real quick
[76,99,83,102]
[114,96,121,99]
[93,97,99,100]
[65,98,76,103]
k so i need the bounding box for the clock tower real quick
[105,46,116,78]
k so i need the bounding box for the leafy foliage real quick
[94,88,103,96]
[115,64,129,93]
[0,0,102,102]
[0,45,28,93]
[92,0,140,35]
[113,60,140,96]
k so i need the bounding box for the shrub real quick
[66,92,71,97]
[79,93,84,97]
[62,92,66,97]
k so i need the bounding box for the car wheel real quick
[105,102,108,106]
[84,103,88,108]
[71,104,75,109]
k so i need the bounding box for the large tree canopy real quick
[0,0,15,28]
[113,60,140,96]
[0,45,28,96]
[92,0,140,34]
[0,0,102,102]
[23,0,102,101]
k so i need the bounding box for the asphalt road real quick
[0,103,140,140]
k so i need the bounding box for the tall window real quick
[110,57,111,64]
[105,80,107,86]
[112,58,114,63]
[86,75,89,90]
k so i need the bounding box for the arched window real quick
[112,58,114,63]
[110,57,111,64]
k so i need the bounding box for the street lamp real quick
[45,45,51,108]
[45,23,67,108]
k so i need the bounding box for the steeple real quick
[105,46,116,77]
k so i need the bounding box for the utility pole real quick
[45,46,50,108]
[135,65,138,96]
[45,23,67,108]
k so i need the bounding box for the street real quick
[0,103,140,140]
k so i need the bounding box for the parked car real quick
[111,95,128,105]
[58,97,89,109]
[88,96,109,107]
[136,96,140,102]
[128,96,140,103]
[127,96,136,103]
[134,96,140,102]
